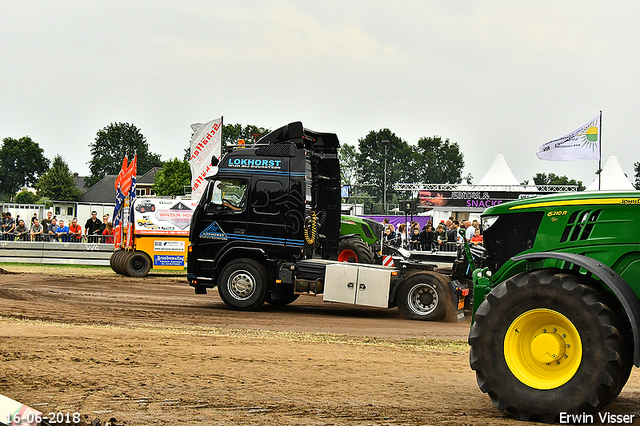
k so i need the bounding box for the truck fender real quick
[214,246,270,282]
[512,251,640,367]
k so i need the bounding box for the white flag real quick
[536,114,601,161]
[190,117,222,201]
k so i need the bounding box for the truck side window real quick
[209,179,247,212]
[253,181,283,215]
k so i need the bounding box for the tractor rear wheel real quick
[338,237,374,264]
[469,269,632,422]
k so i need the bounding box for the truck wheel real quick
[397,272,451,321]
[125,251,152,277]
[338,237,374,264]
[218,259,268,310]
[469,269,632,422]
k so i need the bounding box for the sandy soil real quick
[1,265,639,425]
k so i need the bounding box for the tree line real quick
[1,122,625,210]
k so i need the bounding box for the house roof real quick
[80,167,164,203]
[81,175,118,203]
[72,174,88,193]
[138,167,162,185]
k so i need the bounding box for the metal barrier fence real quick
[1,234,115,243]
[0,240,113,266]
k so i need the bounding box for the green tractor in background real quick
[469,191,640,422]
[338,215,383,263]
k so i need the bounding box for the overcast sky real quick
[1,1,639,188]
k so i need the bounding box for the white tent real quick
[586,156,635,191]
[477,154,521,186]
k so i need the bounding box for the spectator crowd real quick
[382,217,483,252]
[1,211,115,243]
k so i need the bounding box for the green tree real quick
[634,162,640,190]
[339,143,358,187]
[86,123,162,188]
[153,158,192,196]
[222,123,270,148]
[356,129,413,214]
[14,190,41,204]
[36,155,84,201]
[410,136,465,184]
[0,136,50,199]
[532,172,585,191]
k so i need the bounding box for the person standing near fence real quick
[409,227,421,250]
[55,220,70,242]
[30,218,43,241]
[102,222,115,244]
[69,218,82,242]
[47,218,58,241]
[435,224,448,252]
[85,211,102,243]
[14,219,29,241]
[419,225,435,252]
[41,211,53,230]
[2,212,15,240]
[397,223,407,249]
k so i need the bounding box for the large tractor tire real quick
[469,269,633,422]
[124,251,152,277]
[110,250,129,275]
[396,272,451,321]
[338,236,374,264]
[218,259,268,310]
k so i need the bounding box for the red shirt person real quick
[69,218,82,242]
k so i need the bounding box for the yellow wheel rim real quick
[504,308,582,389]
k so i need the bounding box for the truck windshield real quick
[208,179,247,211]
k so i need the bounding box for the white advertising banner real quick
[190,117,222,201]
[133,198,200,236]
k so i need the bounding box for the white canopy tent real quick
[477,154,521,186]
[586,156,635,191]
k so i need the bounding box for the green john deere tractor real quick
[469,191,640,422]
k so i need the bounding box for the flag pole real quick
[598,111,602,190]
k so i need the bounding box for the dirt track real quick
[1,266,639,425]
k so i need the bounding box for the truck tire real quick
[397,272,451,321]
[469,269,632,422]
[218,259,268,310]
[125,251,152,277]
[338,237,374,264]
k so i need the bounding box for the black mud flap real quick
[448,279,470,322]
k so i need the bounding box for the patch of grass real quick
[0,262,107,270]
[0,263,186,280]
